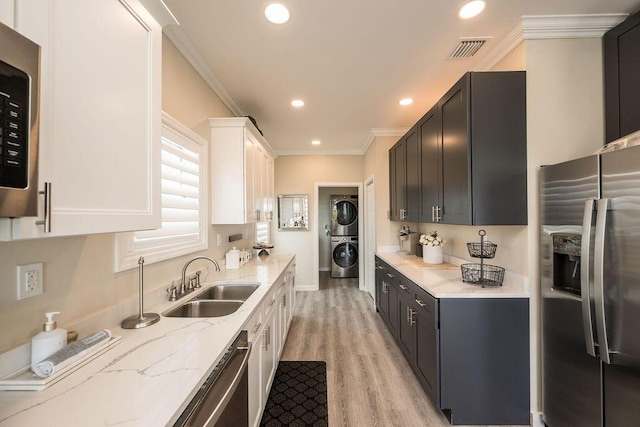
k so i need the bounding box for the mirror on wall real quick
[278,194,309,230]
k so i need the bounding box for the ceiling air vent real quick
[449,38,487,59]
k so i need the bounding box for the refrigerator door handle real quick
[594,198,611,364]
[581,199,597,357]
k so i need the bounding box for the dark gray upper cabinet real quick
[389,125,419,221]
[604,11,640,142]
[393,71,527,226]
[418,106,440,223]
[436,72,528,225]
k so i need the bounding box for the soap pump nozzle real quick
[43,311,60,332]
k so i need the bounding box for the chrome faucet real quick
[180,256,221,296]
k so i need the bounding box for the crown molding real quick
[163,25,247,117]
[275,149,365,157]
[475,13,628,71]
[362,127,410,154]
[138,0,179,26]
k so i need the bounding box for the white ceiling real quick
[163,0,640,156]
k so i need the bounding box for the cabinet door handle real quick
[415,299,426,308]
[435,206,443,222]
[399,284,408,291]
[263,328,268,350]
[431,206,435,222]
[409,309,416,325]
[35,182,52,233]
[382,282,388,294]
[252,322,262,334]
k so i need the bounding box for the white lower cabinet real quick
[261,299,278,402]
[247,267,296,427]
[246,309,263,427]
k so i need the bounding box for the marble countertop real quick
[0,254,295,427]
[376,252,529,299]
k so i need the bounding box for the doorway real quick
[313,182,363,291]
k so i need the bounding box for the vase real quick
[423,246,443,264]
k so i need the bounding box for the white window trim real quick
[114,112,208,272]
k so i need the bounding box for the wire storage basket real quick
[461,263,505,287]
[461,230,504,287]
[466,241,497,258]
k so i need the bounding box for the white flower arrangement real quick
[419,231,446,247]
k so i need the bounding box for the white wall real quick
[273,155,364,288]
[363,135,405,250]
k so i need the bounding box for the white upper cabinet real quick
[0,0,162,240]
[210,117,276,224]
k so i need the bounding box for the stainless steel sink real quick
[190,283,260,301]
[163,300,244,318]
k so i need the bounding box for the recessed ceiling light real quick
[399,98,414,106]
[458,0,485,20]
[265,3,290,24]
[312,140,321,145]
[291,99,305,107]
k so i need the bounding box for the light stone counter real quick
[376,252,529,299]
[0,254,295,427]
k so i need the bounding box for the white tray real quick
[0,336,121,391]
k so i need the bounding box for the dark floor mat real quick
[260,361,328,427]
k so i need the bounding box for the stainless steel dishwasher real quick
[173,331,250,427]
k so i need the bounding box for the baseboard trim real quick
[295,284,318,292]
[531,411,544,427]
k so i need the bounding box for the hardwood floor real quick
[280,272,526,427]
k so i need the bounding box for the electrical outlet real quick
[17,262,43,300]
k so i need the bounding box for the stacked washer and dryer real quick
[330,195,359,278]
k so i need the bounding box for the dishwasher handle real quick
[174,331,251,427]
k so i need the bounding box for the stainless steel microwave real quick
[0,22,40,217]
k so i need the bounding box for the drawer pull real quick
[386,272,394,278]
[415,299,426,307]
[399,284,408,291]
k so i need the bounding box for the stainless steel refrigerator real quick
[540,144,640,426]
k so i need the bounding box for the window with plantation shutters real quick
[256,221,270,245]
[115,113,208,271]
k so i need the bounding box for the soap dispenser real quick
[31,312,67,372]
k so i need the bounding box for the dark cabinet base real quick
[374,257,530,426]
[439,298,530,425]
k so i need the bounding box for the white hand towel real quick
[34,329,112,378]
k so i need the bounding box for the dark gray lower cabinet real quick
[397,277,415,361]
[374,257,530,425]
[439,298,530,425]
[414,286,439,404]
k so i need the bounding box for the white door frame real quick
[313,181,364,291]
[364,175,375,299]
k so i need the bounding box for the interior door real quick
[365,180,376,298]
